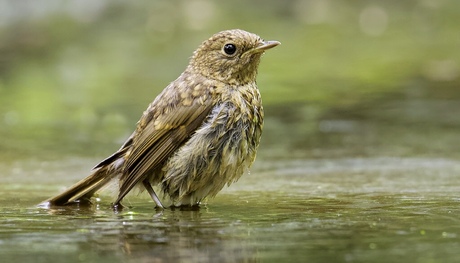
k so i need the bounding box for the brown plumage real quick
[45,29,280,209]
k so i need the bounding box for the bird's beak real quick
[244,40,281,56]
[255,40,281,51]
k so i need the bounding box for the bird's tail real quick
[44,166,118,206]
[43,137,131,206]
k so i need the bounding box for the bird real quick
[44,29,280,209]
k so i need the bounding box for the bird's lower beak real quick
[244,40,281,56]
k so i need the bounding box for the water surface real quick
[1,157,459,263]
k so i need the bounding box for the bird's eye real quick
[223,43,237,56]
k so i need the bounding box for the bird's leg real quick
[142,180,164,209]
[112,202,124,213]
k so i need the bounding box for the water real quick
[1,157,459,263]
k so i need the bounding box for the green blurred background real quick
[1,0,459,161]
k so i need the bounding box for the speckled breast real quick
[161,83,263,205]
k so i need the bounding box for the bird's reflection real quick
[40,201,257,262]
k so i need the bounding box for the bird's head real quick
[189,29,280,86]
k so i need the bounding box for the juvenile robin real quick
[45,29,280,209]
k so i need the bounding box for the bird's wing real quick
[114,80,214,203]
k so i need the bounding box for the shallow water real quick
[1,157,459,263]
[1,94,460,263]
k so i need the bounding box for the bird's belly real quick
[161,101,262,206]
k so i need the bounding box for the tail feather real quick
[45,166,118,205]
[44,143,129,206]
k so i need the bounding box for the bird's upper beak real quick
[244,40,281,56]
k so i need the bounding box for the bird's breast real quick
[161,82,263,205]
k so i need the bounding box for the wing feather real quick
[114,85,214,203]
